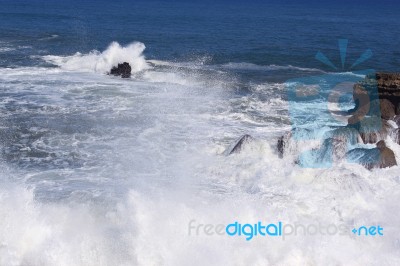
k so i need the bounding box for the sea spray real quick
[43,42,149,73]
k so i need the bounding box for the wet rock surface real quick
[110,62,131,78]
[277,72,400,169]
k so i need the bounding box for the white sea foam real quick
[0,47,15,52]
[221,62,325,72]
[1,47,400,265]
[1,147,400,265]
[43,41,149,73]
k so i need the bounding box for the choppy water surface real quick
[1,1,400,265]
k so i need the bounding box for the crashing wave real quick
[43,41,150,73]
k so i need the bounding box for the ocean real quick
[0,0,399,265]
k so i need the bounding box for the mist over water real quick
[1,1,400,265]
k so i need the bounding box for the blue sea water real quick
[1,0,400,72]
[0,1,400,265]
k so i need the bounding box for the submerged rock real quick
[346,140,397,169]
[392,128,400,145]
[277,135,286,158]
[274,73,400,170]
[276,128,312,159]
[347,75,400,144]
[348,83,373,124]
[224,134,253,155]
[375,140,397,169]
[110,62,131,78]
[356,118,392,144]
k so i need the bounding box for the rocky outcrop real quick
[370,140,396,169]
[376,73,400,113]
[277,135,286,158]
[352,72,400,119]
[324,127,361,145]
[110,62,131,78]
[347,73,399,168]
[225,134,254,155]
[346,140,396,170]
[277,72,400,170]
[356,118,392,144]
[276,128,313,159]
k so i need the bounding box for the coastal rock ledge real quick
[352,72,400,120]
[277,72,400,170]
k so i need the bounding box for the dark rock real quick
[224,134,254,155]
[110,62,131,78]
[376,73,400,109]
[346,140,397,169]
[376,140,386,149]
[350,72,400,122]
[370,72,400,115]
[276,128,312,159]
[378,99,396,120]
[277,135,285,158]
[348,83,373,124]
[375,140,397,169]
[277,131,293,159]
